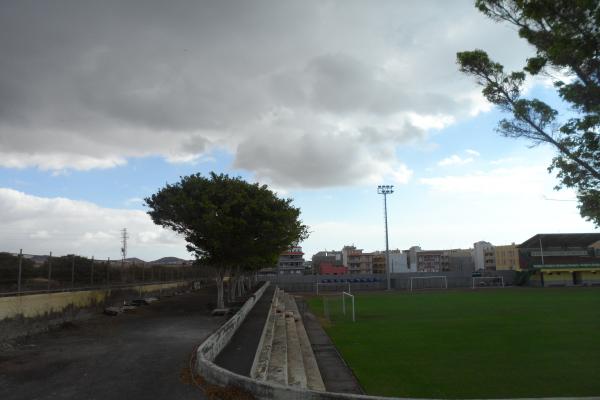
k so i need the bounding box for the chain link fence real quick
[0,251,210,296]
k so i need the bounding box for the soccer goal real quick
[409,276,448,291]
[472,276,505,289]
[342,291,355,322]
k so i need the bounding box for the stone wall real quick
[0,281,191,341]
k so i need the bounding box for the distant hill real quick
[1,252,193,266]
[124,257,146,264]
[150,257,190,265]
[28,254,49,264]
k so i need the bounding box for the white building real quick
[473,241,495,271]
[406,246,421,271]
[389,251,410,273]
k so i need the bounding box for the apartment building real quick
[278,245,305,275]
[342,245,372,274]
[312,250,343,275]
[372,252,386,274]
[446,248,475,273]
[406,246,421,271]
[416,250,448,272]
[495,243,519,270]
[473,241,495,271]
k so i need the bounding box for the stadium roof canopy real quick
[519,233,600,249]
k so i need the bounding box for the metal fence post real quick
[91,256,95,286]
[17,249,23,294]
[107,257,110,288]
[71,254,75,289]
[47,251,52,292]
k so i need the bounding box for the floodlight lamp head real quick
[377,184,394,195]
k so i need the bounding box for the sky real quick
[0,0,596,261]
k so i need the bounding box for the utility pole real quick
[91,256,95,286]
[71,254,75,289]
[17,249,23,294]
[47,251,52,292]
[121,228,129,268]
[378,185,394,291]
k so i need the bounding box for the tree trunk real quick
[228,272,236,303]
[215,272,225,309]
[237,274,244,297]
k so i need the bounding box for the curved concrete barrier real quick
[195,281,405,400]
[195,282,596,400]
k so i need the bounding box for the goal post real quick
[409,275,448,291]
[472,276,505,289]
[341,291,355,322]
[316,281,351,295]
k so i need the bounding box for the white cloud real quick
[437,154,474,167]
[490,157,520,165]
[421,165,547,195]
[465,149,480,157]
[0,152,126,171]
[0,188,187,260]
[0,1,534,188]
[124,197,144,206]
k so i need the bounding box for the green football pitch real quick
[307,288,600,398]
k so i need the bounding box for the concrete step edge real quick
[266,296,288,385]
[250,288,278,380]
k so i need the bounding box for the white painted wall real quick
[473,241,493,270]
[390,252,409,273]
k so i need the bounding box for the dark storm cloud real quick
[0,0,532,185]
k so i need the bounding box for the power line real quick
[542,195,577,202]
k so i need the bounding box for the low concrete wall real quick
[197,281,270,362]
[261,271,517,293]
[0,281,191,341]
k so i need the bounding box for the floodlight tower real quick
[377,185,394,290]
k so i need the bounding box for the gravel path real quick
[0,287,224,400]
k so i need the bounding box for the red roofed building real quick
[278,245,306,275]
[319,262,348,275]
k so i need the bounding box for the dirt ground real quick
[0,287,224,400]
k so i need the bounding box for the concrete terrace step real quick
[266,292,288,385]
[284,293,308,388]
[287,294,326,391]
[252,287,326,392]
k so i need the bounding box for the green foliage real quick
[145,172,309,271]
[458,0,600,226]
[308,289,600,398]
[0,252,36,283]
[514,269,534,286]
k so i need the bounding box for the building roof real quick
[519,233,600,249]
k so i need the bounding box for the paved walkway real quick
[214,286,275,375]
[0,288,223,400]
[297,298,364,394]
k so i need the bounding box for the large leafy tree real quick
[145,172,309,308]
[457,0,600,226]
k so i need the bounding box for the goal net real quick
[472,276,505,289]
[342,291,355,322]
[322,292,356,322]
[409,276,448,291]
[315,281,351,295]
